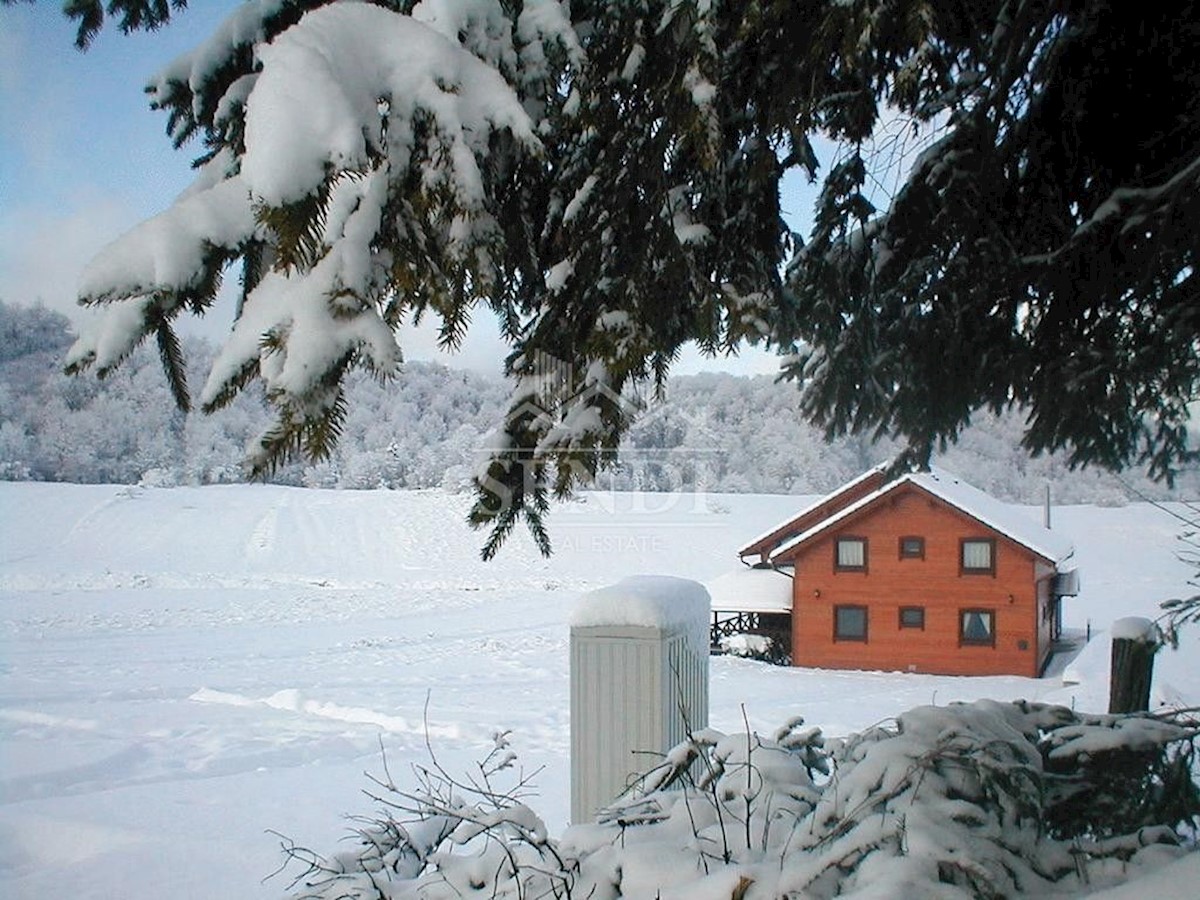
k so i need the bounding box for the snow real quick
[705,566,792,612]
[150,0,286,106]
[683,64,717,107]
[621,44,646,80]
[719,632,773,656]
[545,258,574,292]
[558,695,1196,900]
[1046,714,1193,760]
[76,175,257,304]
[1082,850,1200,898]
[571,575,709,649]
[411,0,519,73]
[241,3,538,207]
[1110,616,1160,642]
[908,468,1075,563]
[673,221,712,244]
[513,0,584,93]
[64,293,157,374]
[563,174,599,224]
[200,240,401,408]
[0,482,1197,898]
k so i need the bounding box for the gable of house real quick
[738,465,888,564]
[769,469,1074,567]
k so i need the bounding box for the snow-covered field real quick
[1,482,1196,899]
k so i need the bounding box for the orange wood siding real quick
[786,484,1045,677]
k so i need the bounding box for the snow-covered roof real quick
[770,468,1075,565]
[737,463,888,556]
[705,567,793,613]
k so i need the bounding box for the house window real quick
[836,537,867,571]
[960,608,996,646]
[961,538,996,574]
[834,605,868,642]
[899,606,925,629]
[899,536,925,559]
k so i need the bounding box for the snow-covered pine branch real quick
[69,0,549,477]
[61,0,797,557]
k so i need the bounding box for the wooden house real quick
[713,466,1079,677]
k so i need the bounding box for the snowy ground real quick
[1,482,1197,899]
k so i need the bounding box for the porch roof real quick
[706,566,793,613]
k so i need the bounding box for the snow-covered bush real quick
[1158,501,1200,651]
[717,633,788,666]
[718,632,774,658]
[280,700,1199,899]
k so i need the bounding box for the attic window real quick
[961,538,995,575]
[899,536,925,559]
[835,537,867,572]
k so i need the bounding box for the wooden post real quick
[1108,617,1159,714]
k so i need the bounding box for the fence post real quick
[1108,617,1159,714]
[569,575,710,824]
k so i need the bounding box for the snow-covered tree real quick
[782,0,1200,487]
[0,301,75,362]
[34,0,1200,553]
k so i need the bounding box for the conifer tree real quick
[36,0,1199,555]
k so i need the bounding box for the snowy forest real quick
[4,300,1196,505]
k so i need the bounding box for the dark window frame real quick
[898,606,926,630]
[960,538,996,575]
[959,607,997,646]
[834,604,869,642]
[898,536,925,560]
[835,536,869,573]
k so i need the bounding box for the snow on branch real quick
[77,175,257,306]
[241,3,540,208]
[1021,152,1200,269]
[277,700,1200,899]
[199,171,399,412]
[150,0,287,113]
[72,1,554,478]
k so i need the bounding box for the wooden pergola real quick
[705,567,794,665]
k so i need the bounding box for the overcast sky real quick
[0,2,817,377]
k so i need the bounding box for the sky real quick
[0,4,237,311]
[0,1,816,377]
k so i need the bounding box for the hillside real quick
[3,301,1198,504]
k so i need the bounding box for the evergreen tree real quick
[783,0,1200,488]
[36,0,1200,555]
